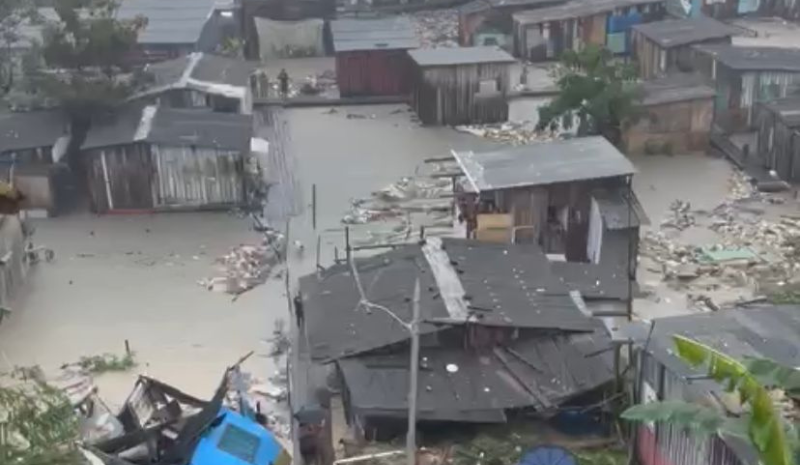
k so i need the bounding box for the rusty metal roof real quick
[452,136,635,192]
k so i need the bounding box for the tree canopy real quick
[0,0,39,97]
[31,0,146,117]
[537,45,641,144]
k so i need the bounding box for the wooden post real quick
[345,226,351,263]
[125,340,131,356]
[316,234,322,272]
[406,279,421,465]
[312,184,317,230]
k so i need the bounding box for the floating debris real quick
[455,122,561,145]
[199,229,285,295]
[411,9,459,48]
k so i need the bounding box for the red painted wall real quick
[335,50,412,97]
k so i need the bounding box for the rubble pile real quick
[267,71,338,99]
[411,9,458,48]
[199,230,286,294]
[641,169,800,308]
[455,122,561,145]
[342,174,453,225]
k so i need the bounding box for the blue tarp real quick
[191,408,290,465]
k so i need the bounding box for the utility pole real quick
[406,278,421,465]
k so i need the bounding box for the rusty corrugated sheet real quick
[336,50,412,97]
[152,145,244,208]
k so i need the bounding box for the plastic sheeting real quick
[255,18,324,60]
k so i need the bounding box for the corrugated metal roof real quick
[408,46,515,66]
[762,97,800,128]
[550,261,630,300]
[148,108,252,151]
[514,0,663,25]
[631,17,738,48]
[82,105,252,151]
[640,74,716,106]
[338,319,614,422]
[331,17,419,52]
[146,53,257,88]
[460,0,565,15]
[0,110,68,153]
[453,136,635,192]
[116,0,225,45]
[692,44,800,72]
[300,239,599,362]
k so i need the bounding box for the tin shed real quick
[82,105,253,213]
[754,97,800,182]
[408,46,515,125]
[512,0,666,61]
[692,44,800,131]
[331,18,419,97]
[631,17,737,79]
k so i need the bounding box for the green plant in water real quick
[622,335,798,465]
[0,383,84,465]
[77,352,136,374]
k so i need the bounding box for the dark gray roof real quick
[762,97,800,128]
[300,238,597,362]
[82,105,252,152]
[514,0,663,25]
[550,261,630,300]
[148,108,252,151]
[145,53,257,89]
[453,136,636,192]
[631,17,737,48]
[692,44,800,72]
[408,46,515,67]
[0,110,68,153]
[117,0,224,45]
[338,320,614,422]
[640,73,716,106]
[331,17,419,52]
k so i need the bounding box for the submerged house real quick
[452,136,647,273]
[408,46,516,126]
[458,0,565,48]
[630,17,738,79]
[629,304,800,465]
[692,44,800,131]
[623,74,716,154]
[511,0,666,61]
[754,97,800,182]
[118,0,239,64]
[81,105,253,213]
[297,238,618,437]
[331,18,419,98]
[136,53,258,114]
[0,110,72,215]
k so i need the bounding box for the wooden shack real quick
[458,0,564,48]
[408,46,515,126]
[631,17,737,79]
[452,136,648,270]
[331,18,419,97]
[754,97,800,182]
[512,0,666,61]
[692,44,800,132]
[623,74,716,154]
[81,105,253,213]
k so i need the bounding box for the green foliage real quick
[537,45,641,143]
[0,0,39,96]
[0,384,84,465]
[76,351,136,373]
[622,336,797,465]
[30,0,146,116]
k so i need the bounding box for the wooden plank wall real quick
[412,62,511,125]
[152,145,244,208]
[86,143,155,213]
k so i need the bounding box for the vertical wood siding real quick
[755,103,800,182]
[336,50,412,97]
[86,143,155,212]
[152,145,244,208]
[411,62,511,125]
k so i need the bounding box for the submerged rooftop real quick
[408,46,515,66]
